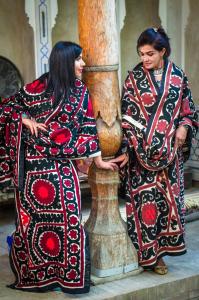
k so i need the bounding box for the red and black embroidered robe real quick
[0,78,100,293]
[121,60,198,267]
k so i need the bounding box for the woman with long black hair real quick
[0,41,117,293]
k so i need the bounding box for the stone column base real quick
[86,164,139,278]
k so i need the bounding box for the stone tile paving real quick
[0,192,199,299]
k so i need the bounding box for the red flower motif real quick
[35,145,45,152]
[66,269,78,280]
[21,264,28,277]
[63,179,72,188]
[0,148,6,156]
[50,128,72,145]
[69,215,78,226]
[0,116,6,123]
[70,243,79,253]
[68,230,78,240]
[1,162,9,172]
[39,231,61,257]
[126,203,133,217]
[4,107,12,114]
[32,179,56,206]
[66,191,74,200]
[142,203,157,226]
[11,136,16,147]
[10,123,15,133]
[50,122,60,130]
[62,166,71,176]
[69,256,77,266]
[37,270,45,280]
[171,75,181,87]
[65,104,73,112]
[67,203,76,212]
[10,149,15,157]
[47,266,55,275]
[50,147,60,156]
[77,145,86,155]
[75,80,82,87]
[12,112,19,120]
[60,268,65,277]
[25,80,45,94]
[141,93,155,106]
[172,183,179,196]
[90,141,97,151]
[14,236,22,248]
[18,251,27,261]
[59,114,68,123]
[63,148,74,155]
[157,120,168,133]
[20,209,30,226]
[69,96,77,104]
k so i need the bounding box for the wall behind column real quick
[120,0,160,85]
[0,0,35,84]
[185,0,199,105]
[52,0,79,45]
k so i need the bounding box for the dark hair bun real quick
[157,27,169,41]
[137,27,171,57]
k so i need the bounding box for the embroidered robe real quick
[121,60,198,267]
[0,78,100,293]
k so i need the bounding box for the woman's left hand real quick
[175,125,188,148]
[93,156,118,171]
[109,153,129,168]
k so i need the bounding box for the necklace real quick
[153,68,163,76]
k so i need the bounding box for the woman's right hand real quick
[109,153,129,168]
[22,118,47,137]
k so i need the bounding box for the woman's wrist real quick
[93,155,102,168]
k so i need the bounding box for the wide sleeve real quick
[0,90,27,189]
[116,75,136,156]
[0,90,27,133]
[179,74,198,139]
[27,88,101,160]
[63,92,101,159]
[178,74,198,161]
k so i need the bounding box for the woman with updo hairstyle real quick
[111,27,198,274]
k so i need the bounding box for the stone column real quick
[78,0,138,278]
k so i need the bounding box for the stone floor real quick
[0,190,199,300]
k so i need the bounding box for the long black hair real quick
[137,27,171,58]
[46,41,82,108]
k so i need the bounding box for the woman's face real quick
[75,52,85,79]
[138,44,166,70]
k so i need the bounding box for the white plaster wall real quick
[120,0,161,86]
[52,0,79,45]
[0,0,35,83]
[185,0,199,105]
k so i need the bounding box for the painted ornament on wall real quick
[0,56,23,99]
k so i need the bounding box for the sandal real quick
[153,265,168,275]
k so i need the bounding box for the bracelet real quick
[22,113,29,118]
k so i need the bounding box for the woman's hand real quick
[109,153,129,168]
[22,117,47,137]
[93,156,118,171]
[175,125,188,148]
